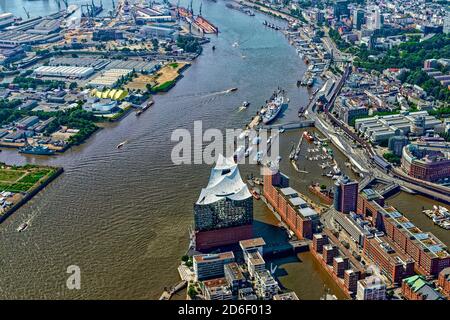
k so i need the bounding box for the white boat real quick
[262,90,288,124]
[17,222,28,232]
[117,141,127,149]
[242,101,250,108]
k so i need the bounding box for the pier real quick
[159,280,187,300]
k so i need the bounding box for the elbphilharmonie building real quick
[194,155,253,251]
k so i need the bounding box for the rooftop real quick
[239,237,266,249]
[196,154,251,205]
[193,251,235,263]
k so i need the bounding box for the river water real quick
[0,0,447,300]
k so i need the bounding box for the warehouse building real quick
[34,65,95,79]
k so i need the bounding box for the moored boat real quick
[19,145,55,155]
[262,89,288,124]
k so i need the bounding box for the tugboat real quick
[19,145,55,155]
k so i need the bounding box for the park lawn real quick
[0,167,56,193]
[0,169,25,183]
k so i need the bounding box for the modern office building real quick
[366,5,382,30]
[202,278,233,300]
[246,250,266,279]
[388,135,409,157]
[193,251,235,281]
[356,276,387,300]
[334,176,358,214]
[255,270,279,300]
[334,0,350,20]
[224,262,245,296]
[353,9,365,30]
[194,155,253,251]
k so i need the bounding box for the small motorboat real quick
[17,223,28,232]
[242,101,250,108]
[250,189,261,200]
[228,87,238,92]
[117,141,127,149]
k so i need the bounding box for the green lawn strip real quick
[0,169,26,183]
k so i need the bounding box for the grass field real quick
[125,62,188,92]
[0,166,56,193]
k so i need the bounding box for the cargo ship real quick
[19,145,55,155]
[262,89,288,124]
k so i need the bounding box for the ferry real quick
[262,90,288,124]
[19,145,55,155]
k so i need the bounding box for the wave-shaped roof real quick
[196,154,252,205]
